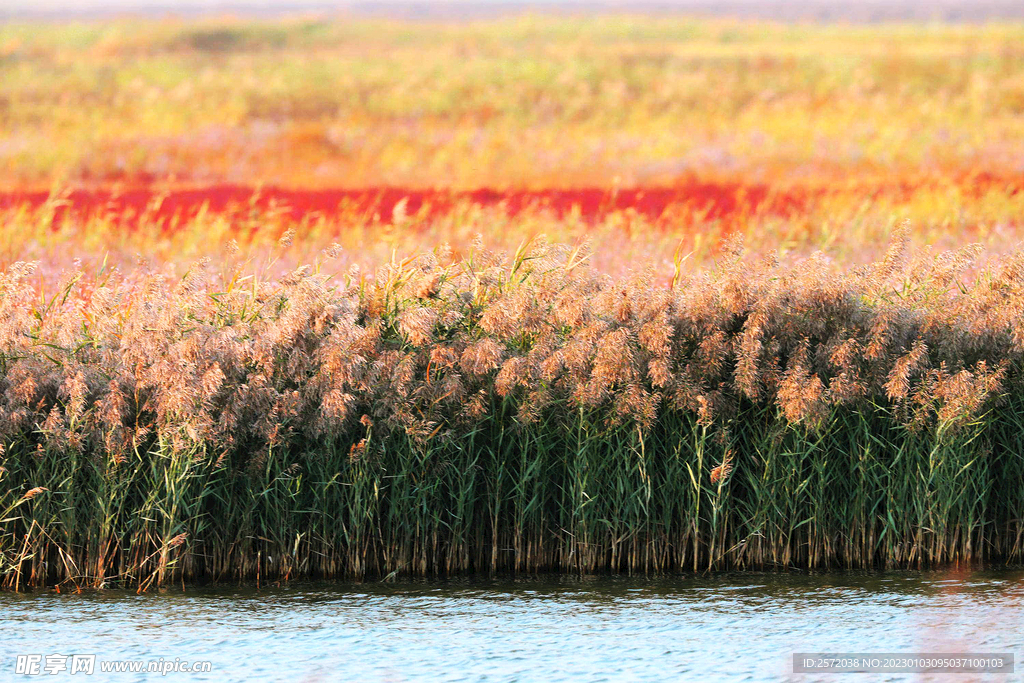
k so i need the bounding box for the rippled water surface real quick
[2,569,1022,681]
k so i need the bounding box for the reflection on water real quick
[1,569,1022,681]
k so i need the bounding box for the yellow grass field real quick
[2,16,1024,278]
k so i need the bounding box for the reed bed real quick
[1,230,1023,589]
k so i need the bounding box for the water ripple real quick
[1,569,1022,682]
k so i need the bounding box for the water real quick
[1,569,1022,682]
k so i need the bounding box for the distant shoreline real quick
[5,1,1024,23]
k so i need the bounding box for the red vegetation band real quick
[0,180,813,228]
[0,172,1019,231]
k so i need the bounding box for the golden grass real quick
[2,17,1023,189]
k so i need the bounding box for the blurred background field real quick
[2,13,1024,279]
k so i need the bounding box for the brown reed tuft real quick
[709,451,734,485]
[21,487,48,501]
